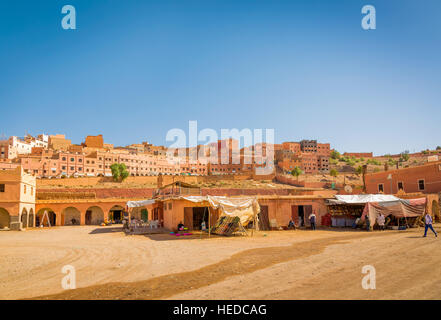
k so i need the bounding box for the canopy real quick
[327,194,400,205]
[361,198,426,222]
[127,199,156,208]
[180,195,260,226]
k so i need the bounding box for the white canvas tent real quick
[180,195,260,227]
[327,194,400,205]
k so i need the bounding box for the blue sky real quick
[0,0,440,155]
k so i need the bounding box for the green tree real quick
[291,166,303,181]
[436,146,441,150]
[110,163,130,182]
[330,168,338,177]
[330,150,341,160]
[400,152,410,162]
[356,165,363,175]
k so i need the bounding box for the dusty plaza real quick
[2,1,441,307]
[1,224,440,300]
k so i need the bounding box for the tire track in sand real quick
[33,232,394,300]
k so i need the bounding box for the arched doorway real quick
[21,208,28,228]
[28,209,35,228]
[85,206,105,225]
[108,205,124,224]
[432,200,440,222]
[36,208,56,227]
[62,207,81,225]
[0,208,10,229]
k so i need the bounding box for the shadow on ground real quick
[89,227,123,234]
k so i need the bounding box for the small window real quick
[397,182,404,191]
[378,184,384,193]
[0,184,5,192]
[70,158,74,162]
[168,203,172,210]
[418,180,425,191]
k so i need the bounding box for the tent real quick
[327,194,400,205]
[179,195,260,235]
[361,198,426,223]
[125,195,260,236]
[326,194,427,228]
[127,199,156,208]
[180,195,260,227]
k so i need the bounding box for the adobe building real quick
[365,161,441,194]
[49,134,71,151]
[83,134,104,149]
[0,167,36,230]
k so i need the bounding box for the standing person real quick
[377,213,385,231]
[423,213,438,238]
[309,211,317,230]
[366,215,370,231]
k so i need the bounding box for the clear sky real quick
[1,0,440,155]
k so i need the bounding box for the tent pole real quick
[208,207,211,238]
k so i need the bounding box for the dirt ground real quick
[0,225,440,300]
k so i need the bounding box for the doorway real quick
[259,205,270,230]
[192,207,209,230]
[85,210,92,225]
[292,205,312,226]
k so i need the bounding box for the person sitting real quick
[177,221,184,233]
[288,218,296,230]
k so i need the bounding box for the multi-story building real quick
[0,140,17,160]
[282,142,301,154]
[0,166,36,230]
[277,140,330,174]
[300,140,318,153]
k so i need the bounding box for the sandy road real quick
[1,225,440,299]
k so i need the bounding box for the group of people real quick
[364,212,438,238]
[288,211,317,230]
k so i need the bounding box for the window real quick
[378,184,384,193]
[70,158,74,162]
[70,167,74,171]
[418,179,425,191]
[168,203,172,210]
[62,157,66,161]
[397,182,404,191]
[0,184,5,192]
